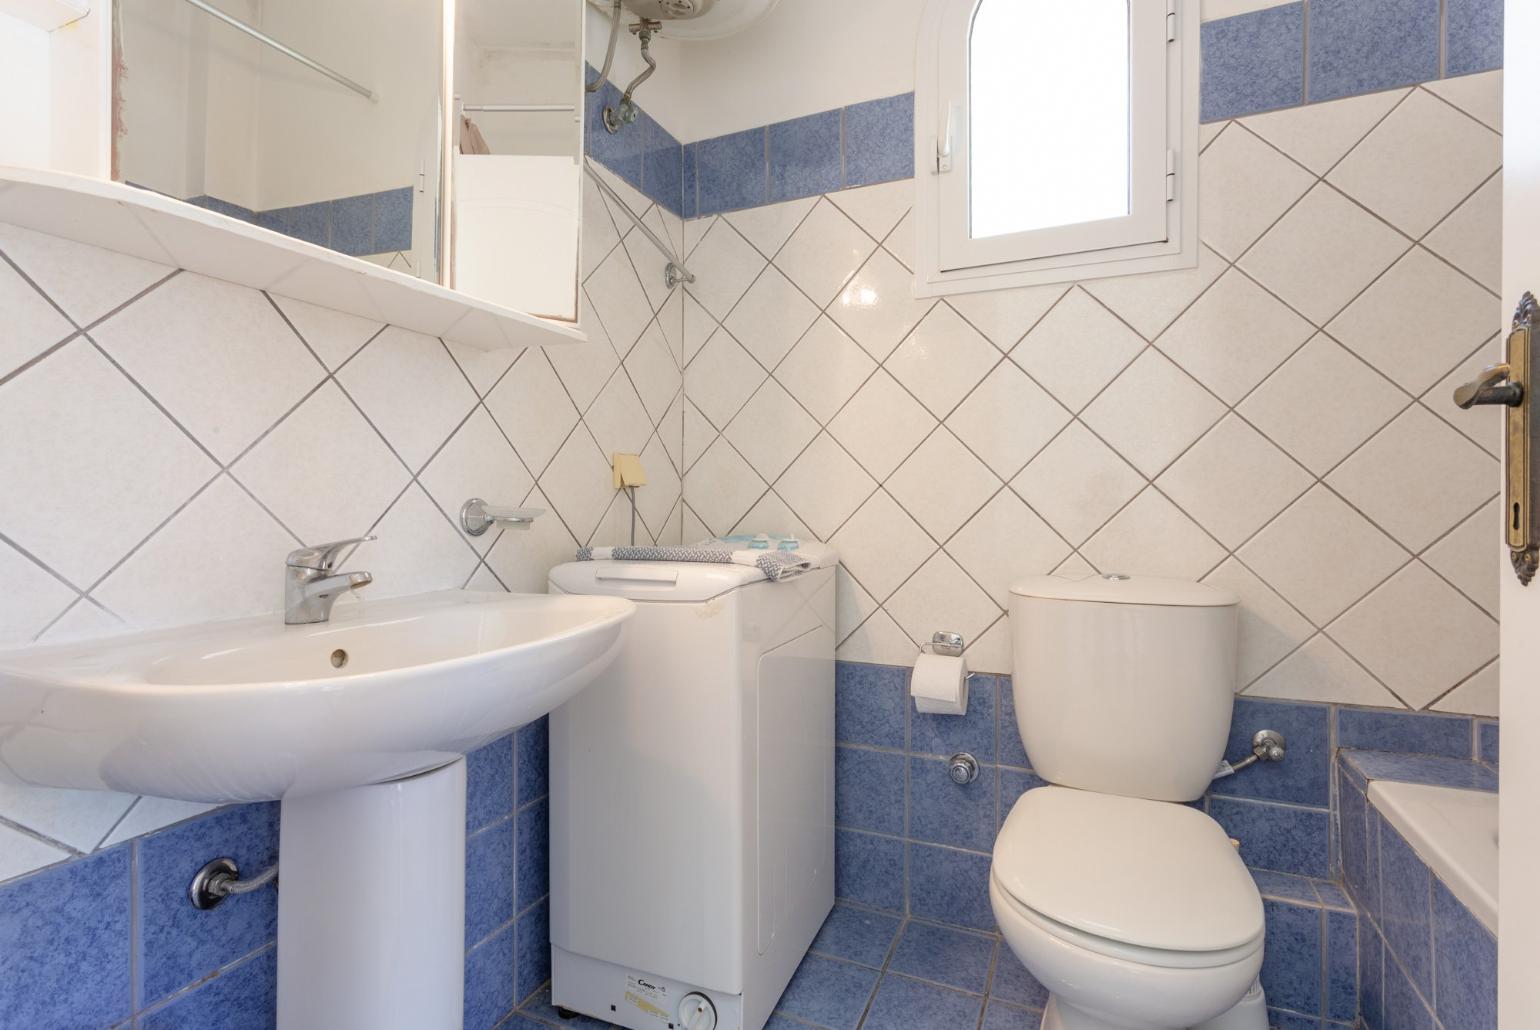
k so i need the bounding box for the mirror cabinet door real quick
[447,0,584,322]
[112,0,585,324]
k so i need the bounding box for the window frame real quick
[913,0,1199,298]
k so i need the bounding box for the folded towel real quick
[576,544,812,582]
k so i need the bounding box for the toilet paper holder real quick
[923,631,965,657]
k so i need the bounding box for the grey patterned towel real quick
[575,545,812,581]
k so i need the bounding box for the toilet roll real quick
[911,653,969,715]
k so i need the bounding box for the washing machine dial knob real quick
[678,992,717,1030]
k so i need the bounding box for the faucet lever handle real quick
[286,535,377,571]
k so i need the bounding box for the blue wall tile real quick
[777,954,879,1030]
[1478,720,1499,766]
[1446,0,1504,77]
[587,80,643,189]
[1341,749,1497,791]
[810,904,901,968]
[330,193,375,257]
[514,896,550,1004]
[682,143,699,219]
[139,947,276,1030]
[911,674,996,761]
[0,846,132,1028]
[464,923,516,1030]
[1325,909,1358,1023]
[697,128,768,215]
[887,921,995,994]
[517,717,549,807]
[997,768,1048,828]
[997,678,1030,769]
[137,803,279,1005]
[837,746,906,835]
[1210,796,1331,877]
[1383,944,1436,1030]
[1361,926,1385,1030]
[1214,698,1330,806]
[516,797,549,913]
[843,94,914,188]
[1379,821,1433,997]
[640,112,685,216]
[466,819,515,948]
[1309,0,1441,102]
[908,843,994,931]
[909,757,996,851]
[1336,708,1472,758]
[1432,879,1497,1030]
[770,110,843,203]
[1260,899,1323,1015]
[374,187,414,254]
[467,734,515,833]
[836,662,908,750]
[1338,771,1375,915]
[1252,868,1320,904]
[835,829,905,912]
[1200,3,1306,122]
[863,973,983,1030]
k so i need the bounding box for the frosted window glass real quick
[969,0,1132,239]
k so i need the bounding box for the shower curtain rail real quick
[462,104,578,113]
[180,0,378,102]
[584,158,695,287]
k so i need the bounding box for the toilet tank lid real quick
[1009,574,1239,607]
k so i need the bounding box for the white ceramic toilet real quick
[990,575,1268,1030]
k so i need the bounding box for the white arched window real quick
[914,0,1198,295]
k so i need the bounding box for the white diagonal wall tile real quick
[1237,334,1410,475]
[0,339,218,586]
[92,476,296,630]
[1240,88,1407,176]
[0,222,171,328]
[0,216,687,879]
[93,273,326,464]
[1202,558,1314,687]
[724,197,817,259]
[1327,88,1501,238]
[1197,124,1315,260]
[885,428,1001,542]
[337,327,478,473]
[1080,487,1227,580]
[1238,184,1409,326]
[774,317,876,423]
[830,490,936,603]
[830,249,937,361]
[1154,269,1314,403]
[1010,422,1146,547]
[1081,350,1226,478]
[1082,244,1227,341]
[827,370,936,482]
[1156,415,1313,550]
[884,302,997,419]
[1009,288,1145,412]
[774,199,875,307]
[725,266,819,369]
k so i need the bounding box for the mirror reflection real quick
[448,0,583,321]
[113,0,587,324]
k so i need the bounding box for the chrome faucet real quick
[284,537,375,625]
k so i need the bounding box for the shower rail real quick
[584,158,694,287]
[179,0,378,102]
[462,104,578,114]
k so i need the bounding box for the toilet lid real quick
[994,786,1264,953]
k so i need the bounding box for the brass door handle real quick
[1453,363,1524,408]
[1458,292,1538,584]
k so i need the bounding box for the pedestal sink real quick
[0,589,635,1030]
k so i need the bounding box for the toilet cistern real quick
[284,536,374,624]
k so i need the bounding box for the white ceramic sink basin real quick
[0,589,634,803]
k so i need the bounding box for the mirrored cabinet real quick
[111,0,584,326]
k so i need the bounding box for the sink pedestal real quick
[277,760,468,1030]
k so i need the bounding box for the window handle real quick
[936,102,957,174]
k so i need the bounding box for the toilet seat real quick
[993,786,1264,960]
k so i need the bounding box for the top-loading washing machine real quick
[546,538,837,1030]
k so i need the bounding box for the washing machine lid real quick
[994,786,1263,954]
[1010,574,1239,607]
[547,539,836,602]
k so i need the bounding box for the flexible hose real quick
[586,0,623,94]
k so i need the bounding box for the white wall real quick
[584,1,686,134]
[673,0,926,141]
[254,0,440,209]
[0,13,52,169]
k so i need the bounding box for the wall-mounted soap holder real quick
[460,499,546,537]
